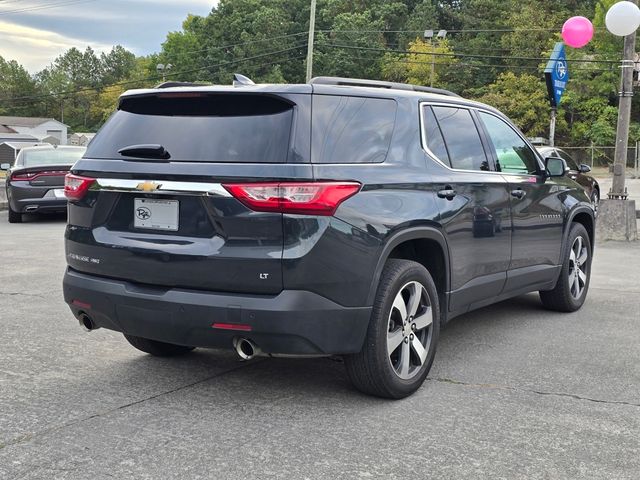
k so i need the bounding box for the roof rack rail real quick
[309,76,460,97]
[155,81,207,89]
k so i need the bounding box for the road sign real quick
[544,42,569,108]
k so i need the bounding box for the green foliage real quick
[473,72,553,136]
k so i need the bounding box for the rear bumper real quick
[8,185,67,213]
[63,268,372,355]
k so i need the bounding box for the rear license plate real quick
[134,198,179,231]
[53,189,66,199]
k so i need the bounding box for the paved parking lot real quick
[1,212,639,479]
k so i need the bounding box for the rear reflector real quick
[222,182,361,216]
[64,173,95,200]
[212,322,253,332]
[71,299,92,309]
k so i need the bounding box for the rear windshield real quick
[21,148,85,167]
[86,94,294,163]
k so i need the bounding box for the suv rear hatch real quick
[65,87,313,295]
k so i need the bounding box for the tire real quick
[540,223,592,312]
[344,259,440,399]
[8,207,22,224]
[123,334,195,357]
[591,189,599,217]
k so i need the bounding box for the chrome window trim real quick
[419,101,542,177]
[92,178,231,197]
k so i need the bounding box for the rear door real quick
[66,90,312,295]
[422,104,512,313]
[477,110,564,290]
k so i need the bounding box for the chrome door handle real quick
[511,189,526,199]
[437,188,457,200]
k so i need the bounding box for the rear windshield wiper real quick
[118,144,171,161]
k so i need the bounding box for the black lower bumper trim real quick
[63,268,371,355]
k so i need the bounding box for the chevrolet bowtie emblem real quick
[136,181,161,191]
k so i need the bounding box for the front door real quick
[477,111,564,292]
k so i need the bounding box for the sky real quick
[0,0,217,72]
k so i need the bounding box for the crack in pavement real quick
[0,358,266,451]
[0,291,45,299]
[430,377,640,408]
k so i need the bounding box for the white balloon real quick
[606,1,640,36]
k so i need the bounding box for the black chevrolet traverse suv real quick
[63,76,595,399]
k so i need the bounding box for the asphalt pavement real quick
[1,212,639,479]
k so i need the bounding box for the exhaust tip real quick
[24,205,38,212]
[234,338,259,360]
[78,313,96,332]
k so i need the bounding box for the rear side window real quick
[312,95,396,164]
[86,94,294,163]
[430,106,489,171]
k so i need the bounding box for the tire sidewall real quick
[372,261,440,397]
[561,224,592,310]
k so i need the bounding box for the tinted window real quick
[557,150,579,170]
[21,147,85,166]
[312,95,396,163]
[432,107,489,171]
[479,112,539,175]
[86,94,294,163]
[423,106,450,166]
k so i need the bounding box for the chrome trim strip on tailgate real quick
[92,178,231,197]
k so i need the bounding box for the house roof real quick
[0,116,67,128]
[0,141,46,150]
[0,125,17,133]
[0,133,39,142]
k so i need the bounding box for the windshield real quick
[22,148,86,167]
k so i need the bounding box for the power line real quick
[320,43,623,65]
[0,0,98,15]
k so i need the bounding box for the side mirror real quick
[545,157,570,177]
[0,163,10,171]
[579,164,591,174]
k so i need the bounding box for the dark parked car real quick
[2,145,86,223]
[537,146,600,213]
[62,76,595,399]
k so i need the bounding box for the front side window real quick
[429,106,489,171]
[557,150,579,171]
[479,112,539,175]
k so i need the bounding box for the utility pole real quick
[609,24,637,199]
[305,0,317,83]
[549,107,557,147]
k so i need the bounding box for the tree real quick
[0,56,38,116]
[473,72,552,136]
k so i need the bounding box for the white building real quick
[68,132,96,146]
[0,116,68,145]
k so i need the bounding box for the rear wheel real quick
[539,223,592,312]
[123,334,195,357]
[344,259,440,399]
[8,207,22,223]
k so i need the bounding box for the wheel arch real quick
[366,227,450,322]
[563,206,595,259]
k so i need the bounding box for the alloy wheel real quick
[386,281,433,380]
[568,236,589,299]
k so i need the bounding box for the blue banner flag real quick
[544,42,569,108]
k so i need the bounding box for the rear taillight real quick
[222,182,361,216]
[64,173,95,200]
[11,171,68,181]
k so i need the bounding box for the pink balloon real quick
[562,16,594,48]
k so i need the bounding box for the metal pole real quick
[609,21,637,199]
[549,107,556,147]
[305,0,317,83]
[430,39,435,88]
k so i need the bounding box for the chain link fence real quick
[556,143,640,177]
